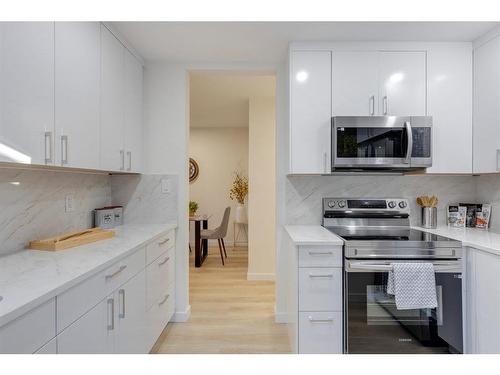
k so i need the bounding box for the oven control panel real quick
[323,198,410,213]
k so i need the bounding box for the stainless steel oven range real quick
[322,198,463,354]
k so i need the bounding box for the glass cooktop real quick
[326,227,459,243]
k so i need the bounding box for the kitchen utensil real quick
[29,227,115,251]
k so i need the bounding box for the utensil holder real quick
[421,207,437,229]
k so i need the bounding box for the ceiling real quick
[112,22,499,63]
[189,72,275,128]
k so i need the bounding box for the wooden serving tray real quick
[29,227,115,251]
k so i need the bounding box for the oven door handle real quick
[404,121,413,165]
[346,261,462,273]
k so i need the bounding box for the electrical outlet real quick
[65,195,75,213]
[161,179,171,194]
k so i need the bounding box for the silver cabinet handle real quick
[44,131,53,164]
[323,152,327,173]
[308,316,334,323]
[383,96,388,115]
[118,289,125,319]
[308,273,334,278]
[120,150,125,171]
[158,256,170,266]
[61,135,68,165]
[126,151,132,171]
[496,150,500,171]
[158,294,170,306]
[105,265,127,281]
[308,251,334,256]
[158,238,170,246]
[107,298,115,330]
[404,121,413,165]
[369,95,375,115]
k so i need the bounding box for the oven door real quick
[332,116,412,169]
[344,259,463,354]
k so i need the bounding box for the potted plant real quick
[189,201,199,216]
[229,171,248,223]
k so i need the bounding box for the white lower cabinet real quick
[34,338,57,354]
[298,312,343,354]
[285,239,343,353]
[57,296,114,354]
[466,247,500,354]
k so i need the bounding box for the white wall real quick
[189,127,249,245]
[248,96,276,280]
[143,62,190,321]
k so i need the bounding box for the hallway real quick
[152,246,290,354]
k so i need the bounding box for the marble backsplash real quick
[0,169,111,256]
[286,174,479,227]
[110,174,178,225]
[476,175,500,232]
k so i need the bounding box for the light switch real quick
[161,179,171,194]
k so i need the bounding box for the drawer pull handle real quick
[119,289,126,319]
[308,273,334,278]
[158,294,170,306]
[105,265,127,281]
[107,298,115,330]
[158,256,170,266]
[308,316,334,323]
[158,238,170,246]
[308,251,334,256]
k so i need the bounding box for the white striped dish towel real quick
[387,263,438,310]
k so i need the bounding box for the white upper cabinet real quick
[290,50,332,174]
[124,49,144,173]
[473,35,500,174]
[332,51,379,116]
[0,22,54,166]
[378,51,426,116]
[100,24,125,172]
[55,22,100,169]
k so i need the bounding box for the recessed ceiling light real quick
[296,71,309,83]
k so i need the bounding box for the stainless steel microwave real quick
[331,116,432,171]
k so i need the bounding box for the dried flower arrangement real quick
[229,172,248,205]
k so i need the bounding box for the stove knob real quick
[338,201,346,208]
[328,201,336,208]
[399,201,408,209]
[388,201,396,209]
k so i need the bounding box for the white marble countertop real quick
[0,222,177,328]
[284,225,344,246]
[414,225,500,257]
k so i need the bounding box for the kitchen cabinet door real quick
[470,249,500,354]
[473,35,500,174]
[57,296,115,354]
[100,24,125,172]
[0,22,54,166]
[123,49,144,173]
[290,51,331,174]
[378,51,426,116]
[115,271,148,353]
[54,22,100,169]
[332,51,379,116]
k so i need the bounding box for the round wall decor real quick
[189,158,199,183]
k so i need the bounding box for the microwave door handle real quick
[404,121,413,164]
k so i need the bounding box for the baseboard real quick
[172,305,191,322]
[247,272,275,281]
[275,310,288,324]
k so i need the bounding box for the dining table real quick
[189,214,211,267]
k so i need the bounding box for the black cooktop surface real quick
[326,227,458,243]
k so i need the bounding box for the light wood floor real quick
[152,245,291,354]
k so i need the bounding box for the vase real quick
[235,204,247,223]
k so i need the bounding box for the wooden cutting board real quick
[29,227,115,251]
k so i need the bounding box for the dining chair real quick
[200,207,230,265]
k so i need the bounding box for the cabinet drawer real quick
[146,247,175,309]
[299,267,342,311]
[57,246,145,332]
[298,246,342,267]
[147,286,175,348]
[299,311,342,353]
[146,230,175,265]
[0,298,56,354]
